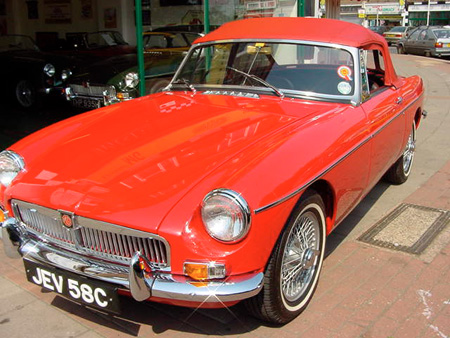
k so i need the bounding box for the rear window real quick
[432,29,450,39]
[389,27,406,33]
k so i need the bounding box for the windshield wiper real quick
[227,66,284,98]
[170,78,197,94]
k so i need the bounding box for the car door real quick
[359,49,406,188]
[404,28,421,55]
[416,29,430,55]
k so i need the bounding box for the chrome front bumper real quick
[1,217,263,304]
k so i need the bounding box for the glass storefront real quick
[147,0,304,31]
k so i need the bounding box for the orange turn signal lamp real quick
[184,262,226,281]
[0,207,6,224]
[116,92,131,101]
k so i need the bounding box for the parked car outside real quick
[383,26,416,45]
[45,31,135,62]
[1,17,425,324]
[368,26,388,36]
[0,34,74,109]
[64,31,200,109]
[397,26,450,58]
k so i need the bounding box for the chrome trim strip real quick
[255,93,424,214]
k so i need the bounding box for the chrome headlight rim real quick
[61,69,72,81]
[124,72,139,89]
[0,150,25,188]
[201,189,251,244]
[43,63,56,77]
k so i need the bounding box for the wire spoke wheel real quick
[402,125,416,176]
[15,80,36,108]
[245,190,326,324]
[385,121,416,185]
[281,211,320,302]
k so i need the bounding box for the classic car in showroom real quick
[64,31,201,109]
[1,18,425,324]
[44,31,136,62]
[0,35,74,109]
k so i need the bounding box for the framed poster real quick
[44,0,71,24]
[27,0,39,20]
[104,8,117,29]
[81,0,93,19]
[0,0,6,16]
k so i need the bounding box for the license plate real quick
[446,43,450,48]
[24,259,120,313]
[71,97,102,109]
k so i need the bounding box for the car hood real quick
[8,92,336,232]
[0,49,72,67]
[71,53,138,83]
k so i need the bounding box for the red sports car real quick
[0,18,425,324]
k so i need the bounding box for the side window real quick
[360,49,370,102]
[419,30,428,41]
[145,35,167,49]
[409,29,421,41]
[364,49,386,96]
[171,34,187,48]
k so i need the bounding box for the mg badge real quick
[60,213,74,228]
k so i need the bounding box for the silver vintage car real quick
[397,26,450,58]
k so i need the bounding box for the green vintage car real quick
[65,31,201,109]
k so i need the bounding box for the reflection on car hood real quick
[9,92,331,232]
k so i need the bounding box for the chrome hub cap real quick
[281,211,320,302]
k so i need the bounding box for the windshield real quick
[173,41,355,100]
[0,35,39,52]
[86,31,127,48]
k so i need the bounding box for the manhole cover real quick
[358,204,450,254]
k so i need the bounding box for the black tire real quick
[385,121,416,185]
[397,44,405,55]
[245,190,326,324]
[15,79,37,108]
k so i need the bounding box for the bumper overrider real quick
[1,217,264,308]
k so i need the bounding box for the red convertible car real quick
[1,18,425,324]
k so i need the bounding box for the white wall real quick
[8,0,100,40]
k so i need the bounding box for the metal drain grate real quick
[358,204,450,255]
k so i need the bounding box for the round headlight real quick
[0,151,25,188]
[61,69,72,81]
[201,189,251,243]
[124,72,139,88]
[43,63,56,77]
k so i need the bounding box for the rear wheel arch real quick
[414,108,423,129]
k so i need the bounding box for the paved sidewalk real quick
[0,54,449,338]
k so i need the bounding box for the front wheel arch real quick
[245,190,326,324]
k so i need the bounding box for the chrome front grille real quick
[12,199,170,269]
[69,84,116,98]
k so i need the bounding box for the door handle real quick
[396,96,403,104]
